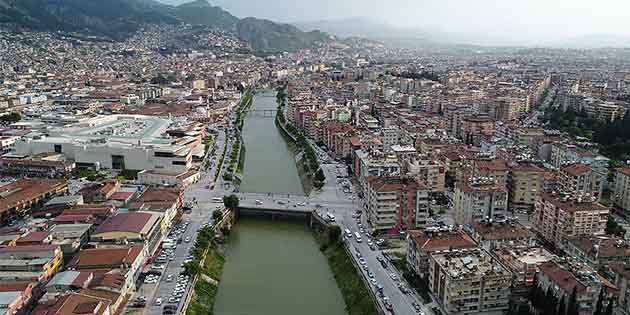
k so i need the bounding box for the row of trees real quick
[542,105,630,160]
[183,226,215,276]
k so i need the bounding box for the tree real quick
[0,112,21,124]
[544,286,558,315]
[315,168,326,182]
[212,209,223,222]
[324,225,341,245]
[604,297,614,315]
[558,295,567,315]
[594,289,605,315]
[567,286,579,315]
[183,260,201,276]
[606,216,626,237]
[223,194,239,209]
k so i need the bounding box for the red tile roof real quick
[138,187,181,203]
[16,231,51,244]
[409,230,476,252]
[108,192,134,201]
[69,246,143,270]
[562,163,592,177]
[94,212,153,235]
[32,293,111,315]
[539,261,587,293]
[0,179,67,215]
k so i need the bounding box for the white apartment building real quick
[454,178,508,226]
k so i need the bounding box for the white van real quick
[344,229,352,238]
[354,232,362,243]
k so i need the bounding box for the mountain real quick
[236,17,328,52]
[0,0,329,52]
[173,0,237,31]
[0,0,179,40]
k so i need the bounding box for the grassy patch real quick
[186,280,218,315]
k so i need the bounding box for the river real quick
[213,91,347,315]
[238,90,304,195]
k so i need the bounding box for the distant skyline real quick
[158,0,630,46]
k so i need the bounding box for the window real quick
[54,144,62,153]
[172,161,187,166]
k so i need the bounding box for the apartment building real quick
[460,115,494,145]
[582,98,627,122]
[404,155,446,192]
[495,246,555,290]
[470,221,533,250]
[454,178,508,226]
[382,127,400,149]
[609,262,630,315]
[428,248,512,315]
[564,236,630,269]
[365,176,430,233]
[613,167,630,216]
[406,227,475,277]
[537,260,613,315]
[355,149,401,200]
[560,163,605,201]
[508,162,545,211]
[532,192,609,250]
[445,104,472,139]
[473,159,509,187]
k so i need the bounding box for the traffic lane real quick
[344,213,424,315]
[352,238,419,315]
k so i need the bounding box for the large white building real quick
[15,115,199,172]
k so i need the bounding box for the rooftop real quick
[432,248,510,280]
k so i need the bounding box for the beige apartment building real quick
[532,192,609,250]
[508,163,545,211]
[473,159,509,187]
[428,248,512,315]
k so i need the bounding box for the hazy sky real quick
[161,0,630,45]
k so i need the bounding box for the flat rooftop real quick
[433,248,510,280]
[47,115,172,145]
